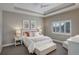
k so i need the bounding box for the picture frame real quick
[23,20,30,29]
[31,20,37,30]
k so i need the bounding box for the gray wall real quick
[0,10,2,52]
[44,9,79,41]
[3,8,79,45]
[3,11,43,45]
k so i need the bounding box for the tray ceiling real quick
[0,3,79,17]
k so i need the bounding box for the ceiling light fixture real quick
[40,4,49,8]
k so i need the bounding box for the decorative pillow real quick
[23,32,30,37]
[34,32,43,37]
[30,32,37,37]
[30,32,34,37]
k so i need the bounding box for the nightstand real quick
[14,36,23,46]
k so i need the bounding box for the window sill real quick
[52,32,71,36]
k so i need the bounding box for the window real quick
[60,22,65,33]
[55,22,60,32]
[52,20,71,35]
[65,21,70,33]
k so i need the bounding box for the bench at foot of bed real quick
[35,42,56,55]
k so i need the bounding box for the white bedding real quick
[23,36,53,53]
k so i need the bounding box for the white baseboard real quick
[2,43,15,47]
[53,39,64,44]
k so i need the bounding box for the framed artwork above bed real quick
[23,20,30,29]
[23,20,37,30]
[31,20,37,30]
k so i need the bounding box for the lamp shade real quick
[37,26,42,33]
[16,29,21,34]
[16,29,21,37]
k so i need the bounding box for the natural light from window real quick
[52,20,71,35]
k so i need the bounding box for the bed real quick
[22,31,56,54]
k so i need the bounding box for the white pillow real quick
[35,32,40,36]
[35,32,44,37]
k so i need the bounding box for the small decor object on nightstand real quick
[14,28,23,46]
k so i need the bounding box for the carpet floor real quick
[0,42,68,55]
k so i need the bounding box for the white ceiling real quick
[0,3,79,17]
[14,3,62,14]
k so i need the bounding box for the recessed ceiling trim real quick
[44,4,79,17]
[14,3,45,14]
[14,6,44,15]
[3,8,45,17]
[44,3,75,15]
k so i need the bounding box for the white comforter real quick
[23,36,53,53]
